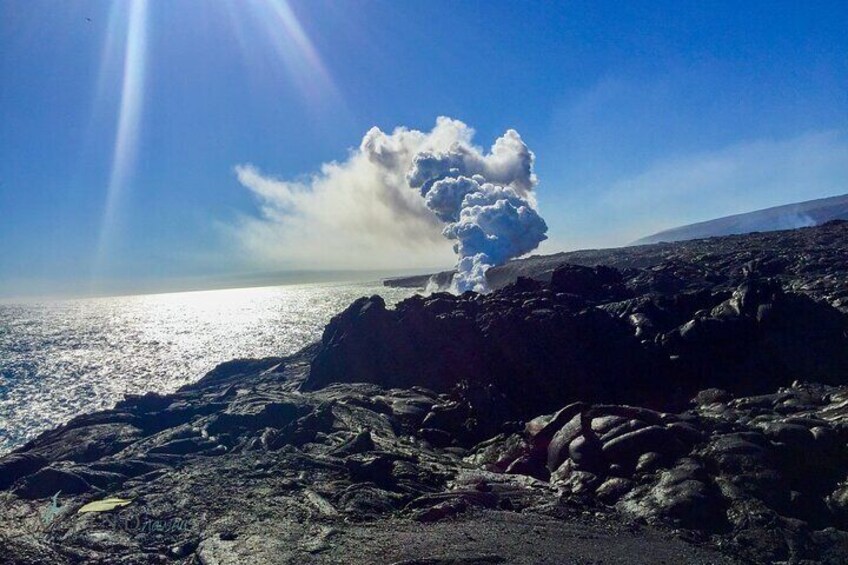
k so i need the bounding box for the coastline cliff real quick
[2,221,848,564]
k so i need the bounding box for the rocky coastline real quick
[2,221,848,564]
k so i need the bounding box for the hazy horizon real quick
[0,265,448,303]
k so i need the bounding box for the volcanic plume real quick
[236,117,548,291]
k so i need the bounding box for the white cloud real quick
[229,119,462,270]
[229,117,548,280]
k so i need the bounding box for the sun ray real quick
[94,0,149,280]
[265,0,334,88]
[233,0,341,104]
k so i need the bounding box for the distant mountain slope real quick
[633,193,848,245]
[385,220,848,305]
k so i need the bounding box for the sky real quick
[1,0,846,298]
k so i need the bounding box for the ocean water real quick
[0,282,415,455]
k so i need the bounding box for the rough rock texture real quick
[3,222,848,563]
[478,382,848,563]
[0,349,737,564]
[317,228,848,417]
[386,220,848,312]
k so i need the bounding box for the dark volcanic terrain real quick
[3,221,848,564]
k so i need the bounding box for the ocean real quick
[0,281,415,455]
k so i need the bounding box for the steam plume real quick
[235,117,547,291]
[406,128,547,292]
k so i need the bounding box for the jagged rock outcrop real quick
[310,258,848,416]
[306,285,666,421]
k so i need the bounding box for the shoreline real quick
[2,221,848,563]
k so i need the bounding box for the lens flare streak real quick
[95,0,149,274]
[232,0,340,102]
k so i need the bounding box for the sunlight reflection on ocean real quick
[0,282,414,454]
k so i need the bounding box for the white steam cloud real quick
[234,117,547,292]
[406,130,547,292]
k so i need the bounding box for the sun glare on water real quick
[0,282,412,455]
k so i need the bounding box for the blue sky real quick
[1,0,846,298]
